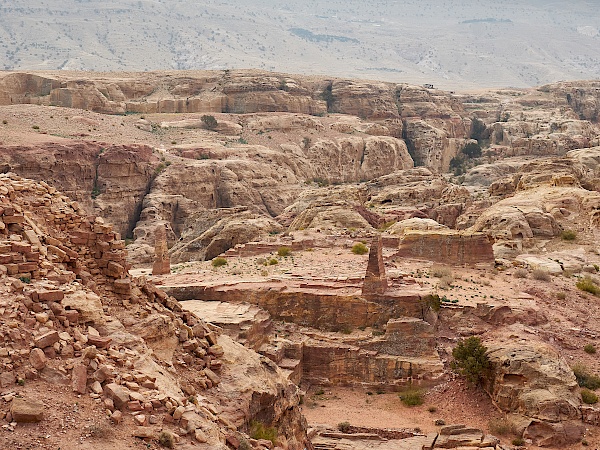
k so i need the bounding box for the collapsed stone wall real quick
[0,173,310,450]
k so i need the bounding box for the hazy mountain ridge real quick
[1,0,599,89]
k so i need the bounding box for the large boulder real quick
[485,339,584,446]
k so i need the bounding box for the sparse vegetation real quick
[451,336,491,385]
[573,364,600,390]
[511,437,525,446]
[32,125,39,130]
[577,276,600,296]
[277,247,291,257]
[249,421,278,445]
[268,258,278,265]
[18,276,31,284]
[513,268,528,279]
[201,114,218,130]
[556,291,566,300]
[581,388,599,404]
[351,242,368,255]
[423,294,442,312]
[584,344,597,354]
[158,431,175,448]
[86,422,110,439]
[430,265,452,278]
[337,421,352,433]
[532,269,551,281]
[2,120,7,124]
[211,257,228,267]
[488,417,518,436]
[399,388,424,407]
[561,229,577,241]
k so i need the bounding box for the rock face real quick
[485,340,584,446]
[393,230,495,267]
[0,142,159,238]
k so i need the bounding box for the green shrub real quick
[451,336,491,385]
[461,142,482,158]
[423,294,441,312]
[18,276,31,284]
[573,364,600,390]
[577,277,600,296]
[277,247,291,257]
[561,230,577,241]
[511,437,525,446]
[351,242,368,255]
[32,125,39,130]
[582,388,599,404]
[201,114,218,130]
[268,258,278,265]
[556,291,566,300]
[211,257,227,268]
[337,421,351,433]
[249,421,278,445]
[399,388,424,407]
[584,344,597,354]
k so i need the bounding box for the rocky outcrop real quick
[393,230,495,267]
[485,340,584,446]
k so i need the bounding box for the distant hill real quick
[1,0,599,89]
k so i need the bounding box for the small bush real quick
[85,422,110,439]
[573,364,600,390]
[268,258,278,265]
[577,277,600,296]
[488,417,519,436]
[584,344,597,354]
[461,142,482,158]
[260,269,268,277]
[351,242,368,255]
[249,421,278,445]
[32,125,40,130]
[511,437,525,446]
[19,276,31,284]
[561,230,577,241]
[158,431,175,448]
[430,265,452,278]
[277,247,291,257]
[423,294,441,312]
[556,291,566,300]
[337,421,351,433]
[2,120,7,124]
[451,336,491,385]
[238,439,252,450]
[581,388,599,404]
[532,269,551,281]
[513,268,528,279]
[399,388,424,407]
[427,406,437,413]
[211,257,227,268]
[201,114,218,130]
